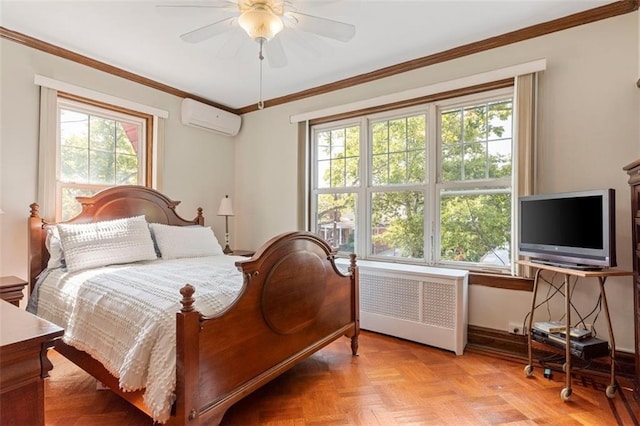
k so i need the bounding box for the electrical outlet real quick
[508,321,526,335]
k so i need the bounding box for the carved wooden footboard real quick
[175,232,359,425]
[28,185,359,425]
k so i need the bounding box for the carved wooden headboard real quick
[28,185,204,291]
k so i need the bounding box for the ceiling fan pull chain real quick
[258,38,265,110]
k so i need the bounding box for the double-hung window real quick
[310,87,515,272]
[314,124,360,252]
[56,95,152,220]
[437,93,513,268]
[36,77,168,223]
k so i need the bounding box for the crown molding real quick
[0,26,236,114]
[2,1,637,115]
[237,0,638,114]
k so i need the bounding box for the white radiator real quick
[338,259,469,355]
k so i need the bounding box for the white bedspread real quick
[33,255,246,423]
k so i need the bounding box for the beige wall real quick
[0,11,638,351]
[0,39,237,295]
[235,13,640,350]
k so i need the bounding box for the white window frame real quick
[434,89,514,271]
[311,117,364,253]
[310,87,515,273]
[365,104,430,262]
[35,76,168,221]
[55,97,149,220]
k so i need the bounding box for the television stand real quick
[518,260,632,402]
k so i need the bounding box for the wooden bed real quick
[28,185,360,425]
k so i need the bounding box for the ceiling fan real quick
[159,0,356,67]
[158,0,356,109]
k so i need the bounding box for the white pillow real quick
[57,215,158,272]
[149,223,224,259]
[45,225,65,269]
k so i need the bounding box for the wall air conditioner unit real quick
[181,98,241,137]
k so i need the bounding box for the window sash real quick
[57,98,147,185]
[50,94,152,221]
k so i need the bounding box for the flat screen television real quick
[518,189,616,269]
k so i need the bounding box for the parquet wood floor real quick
[44,331,640,425]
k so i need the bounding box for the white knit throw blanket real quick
[35,255,245,423]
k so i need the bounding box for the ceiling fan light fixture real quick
[238,6,284,41]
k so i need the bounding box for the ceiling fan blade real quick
[180,16,237,43]
[283,29,322,60]
[264,37,287,68]
[290,12,355,42]
[156,1,236,10]
[217,28,248,59]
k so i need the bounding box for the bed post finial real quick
[196,207,204,226]
[30,202,40,218]
[349,253,357,272]
[180,284,196,312]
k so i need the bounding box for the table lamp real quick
[217,195,234,254]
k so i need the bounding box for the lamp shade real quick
[217,195,234,216]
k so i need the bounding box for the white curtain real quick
[37,86,58,220]
[154,116,165,192]
[513,72,538,276]
[515,73,537,197]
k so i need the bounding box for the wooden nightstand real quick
[0,276,28,306]
[0,300,64,425]
[228,250,255,257]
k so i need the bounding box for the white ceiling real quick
[1,0,612,110]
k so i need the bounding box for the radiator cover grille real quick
[422,280,456,329]
[360,274,420,322]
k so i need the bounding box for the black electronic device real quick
[518,189,616,269]
[531,328,609,360]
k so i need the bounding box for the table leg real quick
[598,276,617,398]
[562,273,572,401]
[524,269,542,377]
